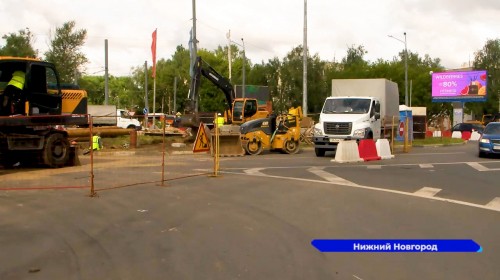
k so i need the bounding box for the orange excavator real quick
[186,56,272,156]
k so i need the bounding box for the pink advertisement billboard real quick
[432,70,487,102]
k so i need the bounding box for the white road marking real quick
[223,168,500,213]
[414,187,442,197]
[485,197,500,211]
[367,165,382,169]
[307,167,360,187]
[353,275,364,280]
[419,164,434,169]
[244,168,266,176]
[467,162,500,171]
[224,160,500,171]
[400,152,465,156]
[193,169,212,172]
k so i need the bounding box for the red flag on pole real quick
[151,29,157,78]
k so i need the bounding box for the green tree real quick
[108,76,142,110]
[467,39,500,117]
[99,41,453,123]
[341,45,369,75]
[405,53,447,118]
[252,57,284,113]
[306,53,329,113]
[0,28,37,57]
[280,46,306,110]
[44,21,88,83]
[79,76,105,105]
[325,45,370,82]
[164,45,192,113]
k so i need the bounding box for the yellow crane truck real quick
[0,56,88,168]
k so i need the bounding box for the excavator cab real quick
[231,98,258,124]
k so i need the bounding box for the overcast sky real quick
[1,0,499,76]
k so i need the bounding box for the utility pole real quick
[302,0,308,116]
[227,30,232,82]
[191,0,198,112]
[104,39,109,105]
[388,32,409,106]
[144,61,149,116]
[192,0,198,55]
[173,77,178,114]
[404,32,408,107]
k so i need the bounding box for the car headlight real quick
[314,128,324,136]
[353,128,366,138]
[480,138,490,144]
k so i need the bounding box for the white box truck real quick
[313,78,399,157]
[88,105,142,130]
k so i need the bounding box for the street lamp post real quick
[226,36,246,98]
[241,38,246,98]
[388,32,408,106]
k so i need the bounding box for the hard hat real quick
[12,70,24,77]
[218,113,222,116]
[176,112,181,116]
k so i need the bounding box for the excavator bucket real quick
[211,125,245,157]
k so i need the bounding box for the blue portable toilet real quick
[397,105,413,142]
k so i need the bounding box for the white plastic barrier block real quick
[376,139,395,159]
[451,131,462,139]
[470,131,481,141]
[332,140,362,163]
[433,131,442,137]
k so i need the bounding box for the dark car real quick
[452,122,484,134]
[478,122,500,157]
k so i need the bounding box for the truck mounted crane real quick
[0,56,88,168]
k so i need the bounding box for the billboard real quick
[432,70,487,102]
[234,85,270,101]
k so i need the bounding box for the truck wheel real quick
[42,133,70,168]
[284,140,299,154]
[315,148,325,157]
[127,125,137,130]
[245,141,262,155]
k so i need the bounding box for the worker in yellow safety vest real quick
[1,70,25,116]
[216,113,225,127]
[92,133,103,151]
[82,133,103,155]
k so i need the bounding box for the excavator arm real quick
[188,56,235,119]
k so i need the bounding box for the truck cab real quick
[0,57,62,116]
[313,96,381,157]
[117,109,142,130]
[0,57,88,168]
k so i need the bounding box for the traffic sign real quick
[399,121,405,137]
[193,123,211,153]
[143,108,148,115]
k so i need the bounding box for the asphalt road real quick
[1,142,499,280]
[222,141,500,210]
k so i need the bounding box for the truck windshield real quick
[322,98,371,114]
